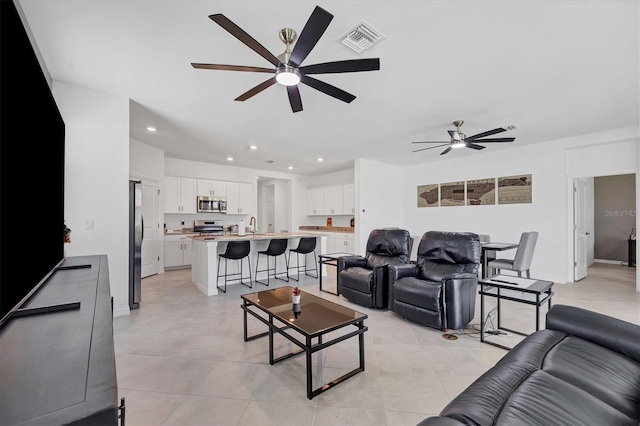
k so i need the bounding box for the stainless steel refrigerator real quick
[129,180,142,309]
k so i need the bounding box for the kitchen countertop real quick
[190,231,328,242]
[299,226,354,233]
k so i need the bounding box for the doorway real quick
[573,173,636,286]
[257,177,292,234]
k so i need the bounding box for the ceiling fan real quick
[191,5,380,113]
[411,120,516,155]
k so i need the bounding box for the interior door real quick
[574,178,588,281]
[141,179,159,278]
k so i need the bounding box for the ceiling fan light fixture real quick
[275,66,301,86]
[451,142,466,149]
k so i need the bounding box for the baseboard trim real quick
[594,259,627,266]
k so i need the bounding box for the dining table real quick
[480,242,519,279]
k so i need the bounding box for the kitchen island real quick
[190,232,328,296]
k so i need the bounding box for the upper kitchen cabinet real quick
[164,176,197,213]
[306,183,355,216]
[343,183,355,215]
[324,186,344,215]
[307,187,324,215]
[197,179,227,197]
[226,182,253,214]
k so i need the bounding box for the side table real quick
[479,274,554,350]
[317,252,357,295]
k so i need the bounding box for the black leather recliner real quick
[389,231,481,331]
[338,229,413,309]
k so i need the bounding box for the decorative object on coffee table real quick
[292,286,301,304]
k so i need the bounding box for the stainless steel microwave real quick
[197,196,227,213]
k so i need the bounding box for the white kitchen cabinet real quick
[323,232,355,254]
[334,232,355,253]
[226,182,253,214]
[307,184,354,216]
[196,179,227,197]
[165,235,193,269]
[343,183,355,215]
[164,176,197,213]
[307,188,324,215]
[323,186,344,215]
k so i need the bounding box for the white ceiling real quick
[19,0,639,176]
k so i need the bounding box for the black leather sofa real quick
[389,231,481,331]
[338,228,413,309]
[420,304,640,426]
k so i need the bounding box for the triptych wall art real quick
[417,174,532,207]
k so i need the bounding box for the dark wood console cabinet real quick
[0,255,120,425]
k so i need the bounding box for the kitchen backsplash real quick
[164,213,251,230]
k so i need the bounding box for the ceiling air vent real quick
[338,20,385,53]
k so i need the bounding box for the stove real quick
[193,219,224,235]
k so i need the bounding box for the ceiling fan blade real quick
[440,147,453,155]
[466,127,506,141]
[289,6,333,67]
[209,14,282,67]
[472,137,516,143]
[300,75,356,103]
[466,143,486,150]
[234,77,277,101]
[448,130,461,141]
[287,85,303,113]
[411,141,448,144]
[412,143,449,153]
[191,63,274,73]
[300,58,380,74]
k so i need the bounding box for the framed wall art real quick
[440,181,465,206]
[466,178,496,206]
[498,174,532,204]
[417,184,439,207]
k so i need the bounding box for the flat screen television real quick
[0,0,66,328]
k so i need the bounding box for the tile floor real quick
[114,263,638,425]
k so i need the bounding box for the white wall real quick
[356,159,404,254]
[396,126,638,285]
[54,81,131,316]
[130,137,164,181]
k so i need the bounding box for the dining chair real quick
[487,231,539,278]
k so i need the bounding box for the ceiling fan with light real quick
[191,5,380,113]
[411,120,516,155]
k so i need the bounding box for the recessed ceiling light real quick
[146,126,157,132]
[250,145,257,150]
[227,157,233,161]
[288,166,293,170]
[317,158,324,162]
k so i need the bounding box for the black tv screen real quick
[0,0,66,327]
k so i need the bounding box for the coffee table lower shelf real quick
[241,293,368,400]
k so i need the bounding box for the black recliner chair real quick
[389,231,481,331]
[338,229,413,309]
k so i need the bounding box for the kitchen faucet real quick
[249,216,256,236]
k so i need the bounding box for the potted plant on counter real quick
[292,286,301,304]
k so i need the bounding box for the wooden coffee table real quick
[241,286,368,399]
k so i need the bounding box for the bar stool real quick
[255,238,289,286]
[216,240,252,293]
[288,237,318,281]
